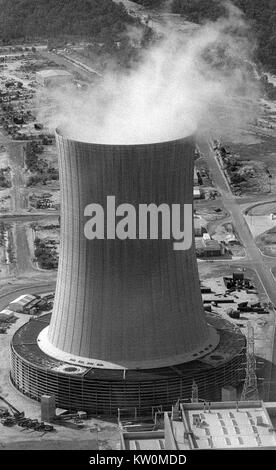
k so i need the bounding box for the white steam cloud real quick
[39,4,260,144]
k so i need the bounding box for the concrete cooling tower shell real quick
[11,130,246,415]
[38,130,219,369]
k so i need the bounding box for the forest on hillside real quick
[0,0,155,69]
[0,0,137,43]
[171,0,276,72]
[133,0,276,72]
[0,0,275,72]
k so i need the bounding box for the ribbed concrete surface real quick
[47,131,218,368]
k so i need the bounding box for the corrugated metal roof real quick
[9,294,36,306]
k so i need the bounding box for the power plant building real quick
[11,130,245,415]
[36,69,73,87]
[121,401,276,450]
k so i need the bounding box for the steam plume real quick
[39,4,260,144]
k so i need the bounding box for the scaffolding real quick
[191,379,199,403]
[240,322,259,401]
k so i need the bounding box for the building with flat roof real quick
[120,401,276,450]
[36,69,73,87]
[193,186,201,199]
[165,401,276,450]
[195,238,223,257]
[0,309,16,322]
[121,428,165,450]
[194,215,207,237]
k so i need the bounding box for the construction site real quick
[0,0,275,453]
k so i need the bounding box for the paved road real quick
[0,212,60,223]
[198,137,276,400]
[198,138,276,301]
[6,141,37,274]
[15,223,35,274]
[57,52,103,78]
[8,142,28,212]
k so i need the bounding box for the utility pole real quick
[240,322,259,401]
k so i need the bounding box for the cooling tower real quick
[38,130,219,369]
[11,130,246,415]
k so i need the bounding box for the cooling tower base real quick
[11,313,245,416]
[37,325,220,370]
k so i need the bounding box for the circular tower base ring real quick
[11,314,245,416]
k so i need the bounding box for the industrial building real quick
[121,427,165,450]
[0,309,15,322]
[166,401,276,449]
[195,238,224,257]
[11,130,245,415]
[36,69,73,87]
[8,294,37,313]
[194,215,207,237]
[120,401,276,450]
[193,186,201,199]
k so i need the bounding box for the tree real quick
[171,0,276,72]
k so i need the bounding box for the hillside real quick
[133,0,276,73]
[171,0,276,73]
[0,0,138,42]
[1,0,275,73]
